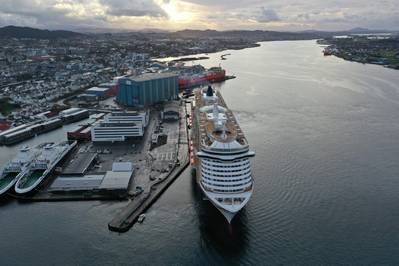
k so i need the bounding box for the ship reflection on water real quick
[0,195,12,207]
[190,172,250,259]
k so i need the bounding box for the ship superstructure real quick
[15,141,76,194]
[191,86,255,223]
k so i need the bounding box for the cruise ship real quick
[15,141,76,195]
[0,146,36,196]
[191,86,255,223]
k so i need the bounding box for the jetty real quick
[108,104,189,232]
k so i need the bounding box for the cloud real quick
[99,0,167,18]
[0,0,398,31]
[257,7,280,23]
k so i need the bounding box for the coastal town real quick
[0,26,336,129]
[320,34,399,69]
[0,26,241,231]
[1,26,399,232]
[0,29,240,129]
[3,0,399,264]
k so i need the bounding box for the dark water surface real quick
[2,40,399,265]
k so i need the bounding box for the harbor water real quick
[2,40,399,265]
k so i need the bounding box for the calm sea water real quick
[2,40,399,265]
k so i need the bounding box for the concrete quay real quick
[15,192,126,202]
[108,104,189,233]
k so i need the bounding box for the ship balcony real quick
[201,184,253,217]
[216,197,246,205]
[201,181,253,194]
[197,149,255,161]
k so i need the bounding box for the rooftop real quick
[87,87,109,92]
[164,101,180,113]
[127,72,178,82]
[99,171,132,190]
[109,111,143,116]
[96,122,139,128]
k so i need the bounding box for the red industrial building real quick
[0,119,10,132]
[67,125,92,141]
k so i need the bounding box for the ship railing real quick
[199,143,250,152]
[202,183,248,194]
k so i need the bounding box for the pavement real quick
[108,102,189,232]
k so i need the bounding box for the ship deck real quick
[194,90,247,146]
[19,170,45,189]
[0,173,17,189]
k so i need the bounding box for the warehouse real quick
[86,87,113,98]
[60,108,89,124]
[117,72,179,107]
[50,162,133,195]
[98,81,118,96]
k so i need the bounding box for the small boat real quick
[138,214,146,223]
[15,141,76,195]
[0,146,35,196]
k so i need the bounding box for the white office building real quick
[91,111,148,142]
[91,122,144,142]
[104,111,149,127]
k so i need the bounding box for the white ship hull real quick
[191,86,255,224]
[0,171,25,195]
[15,141,76,195]
[199,182,252,223]
[0,145,36,196]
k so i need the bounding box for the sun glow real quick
[159,1,194,23]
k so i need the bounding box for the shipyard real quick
[0,62,228,232]
[0,25,259,233]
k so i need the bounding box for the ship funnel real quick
[206,86,213,97]
[213,103,225,130]
[213,102,219,126]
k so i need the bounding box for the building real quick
[86,87,113,98]
[91,122,144,142]
[105,111,149,127]
[60,108,89,124]
[0,118,10,132]
[98,81,118,96]
[50,162,132,196]
[77,93,99,102]
[90,111,148,142]
[117,72,178,107]
[99,162,133,192]
[67,125,92,141]
[161,101,180,121]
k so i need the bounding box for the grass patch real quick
[0,98,19,116]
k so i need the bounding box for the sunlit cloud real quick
[0,0,398,31]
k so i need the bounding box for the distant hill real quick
[348,27,372,33]
[0,25,85,39]
[169,29,332,41]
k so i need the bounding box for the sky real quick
[0,0,398,32]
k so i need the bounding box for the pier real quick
[108,104,189,232]
[5,101,190,233]
[108,156,189,232]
